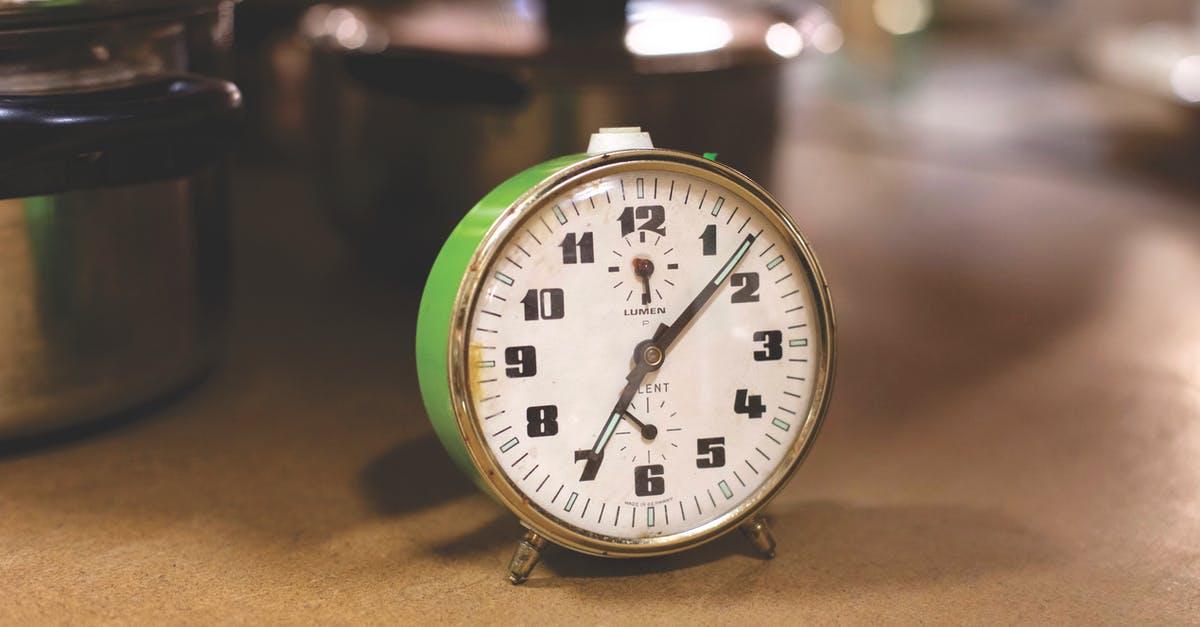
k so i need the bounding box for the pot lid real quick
[0,0,228,29]
[300,0,837,74]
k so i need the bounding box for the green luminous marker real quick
[647,507,656,527]
[593,412,622,454]
[636,177,644,199]
[552,206,567,225]
[719,480,733,499]
[713,238,753,286]
[711,197,724,217]
[495,272,514,286]
[565,492,578,512]
[767,255,784,270]
[480,360,496,367]
[771,418,791,432]
[789,339,808,347]
[500,437,519,453]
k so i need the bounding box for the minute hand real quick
[655,233,756,352]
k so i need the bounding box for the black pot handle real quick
[0,74,243,200]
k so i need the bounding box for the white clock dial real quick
[463,165,824,542]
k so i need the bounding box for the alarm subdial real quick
[613,391,678,465]
[608,232,680,306]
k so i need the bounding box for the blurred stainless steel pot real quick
[290,0,805,282]
[0,0,241,440]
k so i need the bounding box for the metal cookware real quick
[286,0,810,281]
[0,0,242,440]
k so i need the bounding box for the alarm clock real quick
[416,128,835,583]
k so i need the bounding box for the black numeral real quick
[734,388,766,418]
[574,449,604,481]
[634,464,665,496]
[700,224,717,256]
[696,437,726,468]
[618,205,667,237]
[504,346,537,378]
[526,405,558,437]
[560,232,594,264]
[753,330,783,361]
[730,272,760,303]
[521,288,565,321]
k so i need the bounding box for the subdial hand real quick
[622,410,658,440]
[634,257,654,305]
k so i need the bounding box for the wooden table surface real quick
[3,44,1199,623]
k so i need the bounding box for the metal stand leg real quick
[507,529,547,585]
[740,515,777,559]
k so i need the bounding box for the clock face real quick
[454,155,832,552]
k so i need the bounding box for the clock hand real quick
[655,233,756,352]
[634,257,655,305]
[622,409,658,440]
[586,360,650,456]
[585,234,756,459]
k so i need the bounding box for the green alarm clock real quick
[416,128,835,584]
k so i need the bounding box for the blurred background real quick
[2,0,1199,621]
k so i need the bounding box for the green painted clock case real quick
[416,153,590,487]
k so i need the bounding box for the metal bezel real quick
[445,149,836,557]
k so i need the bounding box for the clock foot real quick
[740,515,777,559]
[507,529,547,585]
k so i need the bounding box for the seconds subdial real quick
[615,395,681,463]
[609,231,680,306]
